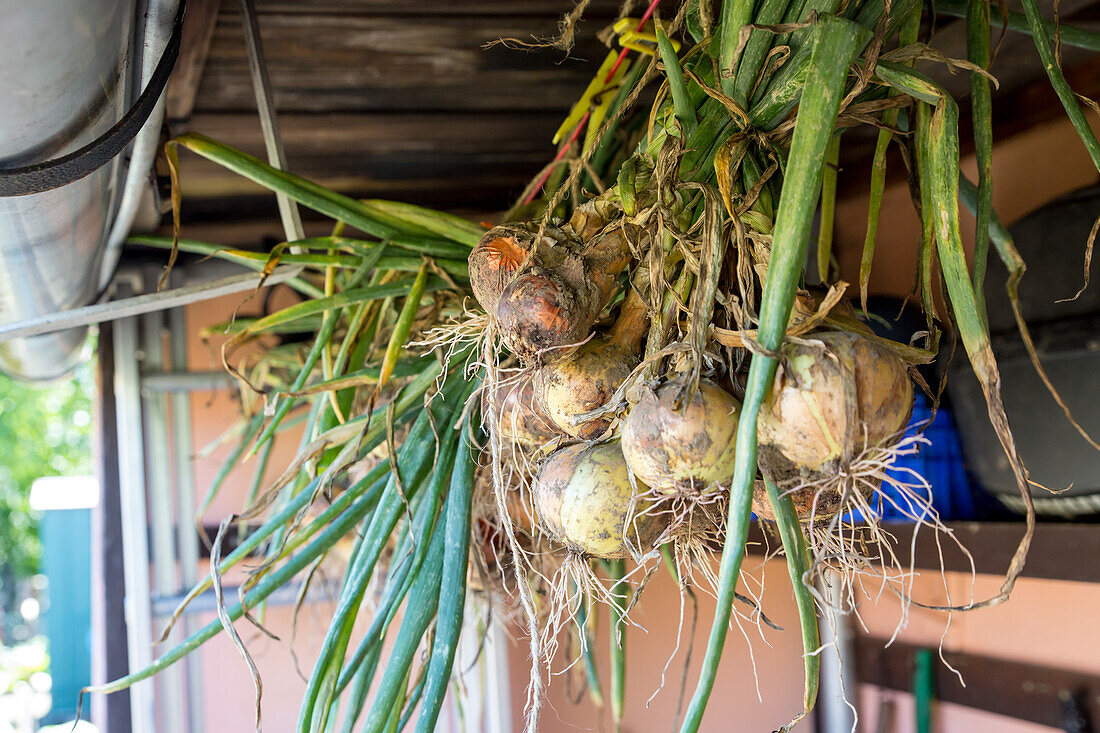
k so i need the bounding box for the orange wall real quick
[502,563,1100,733]
[182,290,324,732]
[834,113,1100,299]
[855,569,1100,733]
[504,556,815,733]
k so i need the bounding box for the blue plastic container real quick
[847,393,976,523]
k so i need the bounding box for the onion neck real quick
[608,283,650,355]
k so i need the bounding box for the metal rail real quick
[0,265,301,342]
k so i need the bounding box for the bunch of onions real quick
[753,331,914,521]
[532,441,667,559]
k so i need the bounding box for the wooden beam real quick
[166,0,222,122]
[248,0,623,15]
[172,111,567,210]
[855,636,1100,729]
[90,323,134,733]
[750,521,1100,584]
[193,11,610,113]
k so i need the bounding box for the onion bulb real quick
[468,224,539,313]
[757,331,913,488]
[533,442,667,558]
[484,378,560,448]
[536,285,648,440]
[493,202,633,363]
[621,377,741,492]
[749,480,841,522]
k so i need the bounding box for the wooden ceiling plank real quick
[193,11,609,113]
[166,0,223,122]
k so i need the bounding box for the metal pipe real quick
[112,309,157,733]
[141,307,186,733]
[0,264,302,342]
[0,0,136,379]
[818,573,858,733]
[99,0,182,292]
[237,0,305,243]
[142,370,235,393]
[168,300,205,733]
[0,0,177,381]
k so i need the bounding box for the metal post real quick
[168,301,205,733]
[818,572,858,733]
[112,309,157,733]
[141,370,234,393]
[484,614,514,733]
[457,604,513,733]
[237,0,304,243]
[140,305,185,733]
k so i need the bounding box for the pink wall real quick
[852,567,1100,733]
[183,291,323,732]
[504,556,815,733]
[501,562,1100,733]
[834,113,1100,299]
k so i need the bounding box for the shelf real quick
[749,521,1100,584]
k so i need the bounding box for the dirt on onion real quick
[533,441,667,559]
[621,376,742,493]
[490,200,636,363]
[535,284,649,440]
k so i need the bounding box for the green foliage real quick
[0,365,94,579]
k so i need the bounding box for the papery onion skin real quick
[533,442,667,559]
[537,340,637,440]
[468,224,537,312]
[496,267,588,363]
[756,330,914,490]
[495,202,634,364]
[750,481,854,523]
[621,378,741,493]
[535,284,649,440]
[484,378,561,448]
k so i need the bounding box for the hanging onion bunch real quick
[100,0,1100,730]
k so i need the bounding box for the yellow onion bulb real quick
[533,442,667,558]
[749,480,852,523]
[621,378,741,493]
[536,339,637,440]
[756,331,913,486]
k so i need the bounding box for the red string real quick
[521,0,663,207]
[521,109,592,206]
